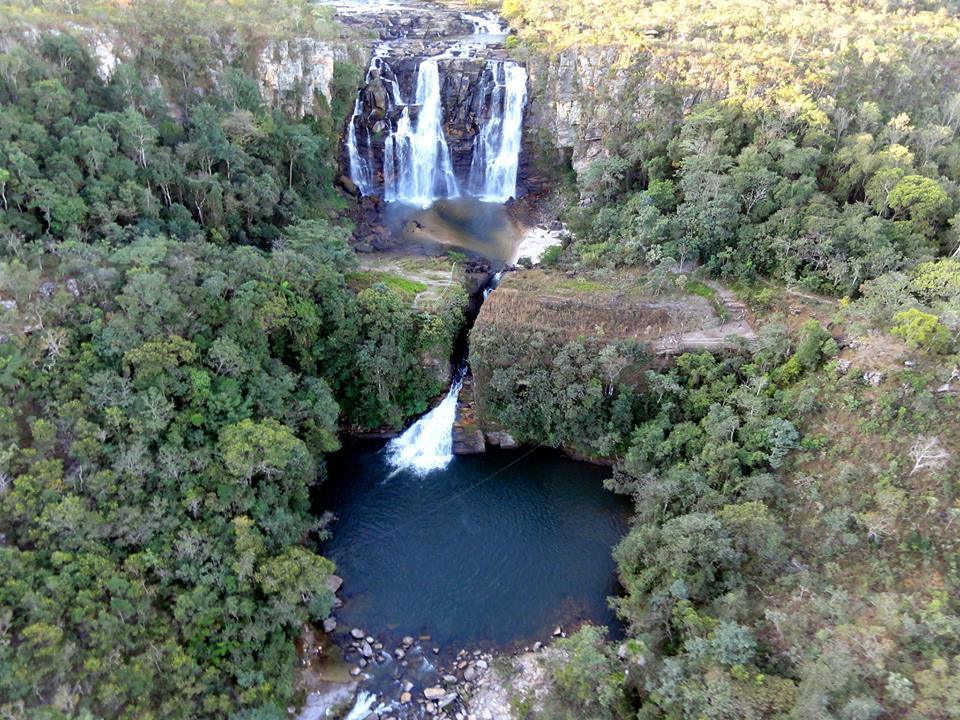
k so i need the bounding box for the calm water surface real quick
[317,442,631,649]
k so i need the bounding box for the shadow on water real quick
[314,441,632,653]
[382,197,522,264]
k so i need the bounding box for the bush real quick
[890,308,951,353]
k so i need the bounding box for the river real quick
[304,2,630,717]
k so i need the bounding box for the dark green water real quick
[317,442,631,650]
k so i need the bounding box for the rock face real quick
[523,46,637,185]
[257,38,335,117]
[452,375,486,455]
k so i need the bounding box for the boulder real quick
[322,617,337,633]
[424,687,446,700]
[339,175,360,197]
[350,628,365,640]
[485,431,518,449]
[360,641,374,658]
[453,423,485,454]
[326,574,343,593]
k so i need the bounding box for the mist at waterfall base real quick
[383,197,521,263]
[316,442,630,649]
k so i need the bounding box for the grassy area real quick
[346,271,429,299]
[475,268,724,345]
[683,279,716,299]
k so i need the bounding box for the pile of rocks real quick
[345,628,392,675]
[337,628,503,720]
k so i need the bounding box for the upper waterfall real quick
[383,59,460,208]
[344,20,528,208]
[468,61,528,203]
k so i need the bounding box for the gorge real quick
[303,3,630,717]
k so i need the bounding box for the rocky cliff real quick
[0,23,367,119]
[521,46,642,186]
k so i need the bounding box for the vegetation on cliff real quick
[466,1,960,717]
[507,0,960,296]
[0,5,466,718]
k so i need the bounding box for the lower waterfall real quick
[386,364,466,474]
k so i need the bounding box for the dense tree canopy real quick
[0,4,467,717]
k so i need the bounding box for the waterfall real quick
[483,270,504,300]
[386,365,466,474]
[346,94,374,196]
[345,53,403,196]
[468,61,527,203]
[346,21,528,206]
[343,693,377,720]
[461,11,508,35]
[384,59,460,207]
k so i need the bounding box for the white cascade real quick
[386,365,466,475]
[383,59,460,207]
[483,270,504,300]
[343,693,377,720]
[461,11,508,35]
[346,53,403,196]
[346,94,374,195]
[468,61,527,203]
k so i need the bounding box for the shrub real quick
[890,308,950,353]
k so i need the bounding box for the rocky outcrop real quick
[523,46,640,184]
[452,375,486,454]
[257,38,335,116]
[334,5,474,41]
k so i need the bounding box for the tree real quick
[887,175,952,237]
[543,625,629,720]
[909,436,950,476]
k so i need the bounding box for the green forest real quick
[0,2,465,717]
[2,0,960,719]
[470,1,960,718]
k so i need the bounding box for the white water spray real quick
[468,61,527,202]
[461,11,508,35]
[386,365,466,474]
[384,59,460,207]
[343,692,377,720]
[346,94,374,196]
